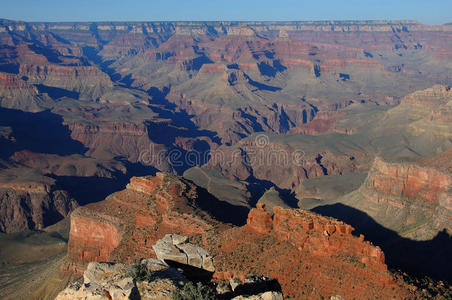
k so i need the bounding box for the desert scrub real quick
[171,281,216,300]
[128,260,153,282]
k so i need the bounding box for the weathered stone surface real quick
[83,262,130,285]
[152,234,215,272]
[231,291,284,300]
[153,237,189,266]
[57,260,185,300]
[56,262,137,300]
[216,281,232,295]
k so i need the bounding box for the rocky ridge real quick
[63,173,413,299]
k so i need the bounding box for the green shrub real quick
[171,281,217,300]
[128,260,153,282]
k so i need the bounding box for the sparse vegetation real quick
[128,260,153,282]
[171,281,217,300]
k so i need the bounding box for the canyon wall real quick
[344,156,451,240]
[0,179,77,232]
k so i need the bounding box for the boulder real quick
[56,260,185,300]
[232,291,284,300]
[57,262,137,300]
[152,234,215,272]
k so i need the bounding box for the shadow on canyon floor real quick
[247,176,299,209]
[35,84,79,100]
[195,185,250,226]
[0,107,87,157]
[312,203,452,283]
[146,87,221,174]
[50,161,158,206]
[147,87,220,142]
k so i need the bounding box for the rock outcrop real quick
[153,234,215,272]
[66,173,222,265]
[211,204,406,299]
[232,291,283,300]
[248,204,385,266]
[57,262,137,300]
[56,259,185,300]
[57,258,285,300]
[0,172,77,232]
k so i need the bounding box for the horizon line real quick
[1,18,449,25]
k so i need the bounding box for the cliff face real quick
[68,208,121,262]
[64,173,412,299]
[345,156,451,240]
[0,178,77,232]
[0,72,51,111]
[388,85,452,138]
[66,173,220,265]
[65,121,167,167]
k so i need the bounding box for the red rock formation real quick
[247,205,384,267]
[66,173,221,265]
[246,203,273,234]
[211,205,408,299]
[365,157,450,205]
[64,173,414,299]
[346,156,452,240]
[68,209,121,262]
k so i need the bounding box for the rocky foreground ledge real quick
[61,173,414,298]
[57,234,284,300]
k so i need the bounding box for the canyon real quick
[0,18,451,299]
